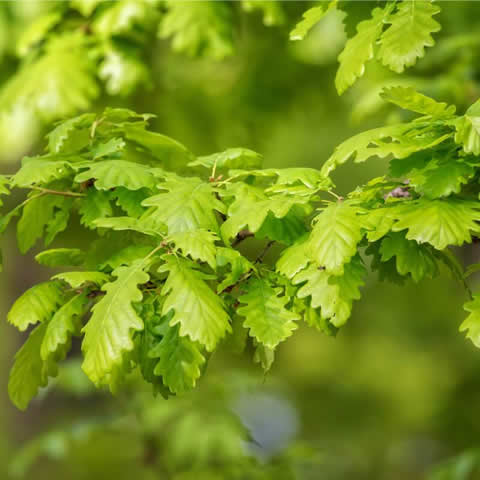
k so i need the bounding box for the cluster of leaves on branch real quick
[0,0,285,130]
[5,85,480,410]
[0,0,461,138]
[291,0,442,94]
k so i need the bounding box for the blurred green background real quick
[1,1,480,479]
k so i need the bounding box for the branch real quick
[231,229,254,247]
[29,186,86,198]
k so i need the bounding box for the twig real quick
[255,240,275,263]
[231,229,254,247]
[29,186,86,198]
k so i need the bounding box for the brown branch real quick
[231,229,254,247]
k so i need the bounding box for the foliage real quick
[4,88,480,410]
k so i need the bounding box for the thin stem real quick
[327,190,344,201]
[255,240,275,264]
[29,186,86,198]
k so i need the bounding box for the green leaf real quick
[408,157,474,198]
[112,187,149,218]
[16,11,62,57]
[8,323,57,410]
[122,123,194,169]
[336,5,392,95]
[78,190,113,229]
[99,245,154,271]
[52,271,110,289]
[253,343,275,372]
[94,215,166,237]
[143,177,225,234]
[159,256,231,351]
[455,100,480,155]
[189,148,263,171]
[379,0,441,73]
[91,138,126,160]
[0,33,99,122]
[92,0,157,37]
[321,122,451,177]
[40,292,89,363]
[46,113,95,154]
[168,230,218,269]
[149,323,205,394]
[160,0,234,60]
[276,235,310,279]
[381,86,456,117]
[461,295,480,348]
[221,184,308,242]
[379,232,438,283]
[75,160,156,191]
[289,6,328,41]
[82,263,150,388]
[99,48,151,97]
[7,281,65,332]
[392,199,480,250]
[35,248,85,267]
[308,202,364,274]
[17,195,71,253]
[293,255,366,327]
[12,158,74,188]
[216,247,253,293]
[238,277,299,349]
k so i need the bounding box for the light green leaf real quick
[455,99,480,155]
[94,215,166,237]
[149,323,205,394]
[321,123,451,177]
[168,230,218,269]
[53,271,110,289]
[82,263,149,388]
[12,158,74,188]
[216,247,253,293]
[143,177,225,234]
[35,248,85,267]
[8,281,65,332]
[293,255,366,327]
[308,202,364,274]
[460,295,480,348]
[408,157,474,198]
[0,33,99,122]
[381,86,456,117]
[91,138,126,160]
[290,6,327,41]
[17,195,70,253]
[238,277,299,349]
[379,0,441,73]
[41,292,89,363]
[75,160,156,191]
[336,5,392,95]
[160,0,234,60]
[8,323,57,410]
[276,235,310,280]
[16,12,62,57]
[46,113,95,154]
[392,199,480,250]
[159,256,231,351]
[189,148,263,171]
[221,184,307,242]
